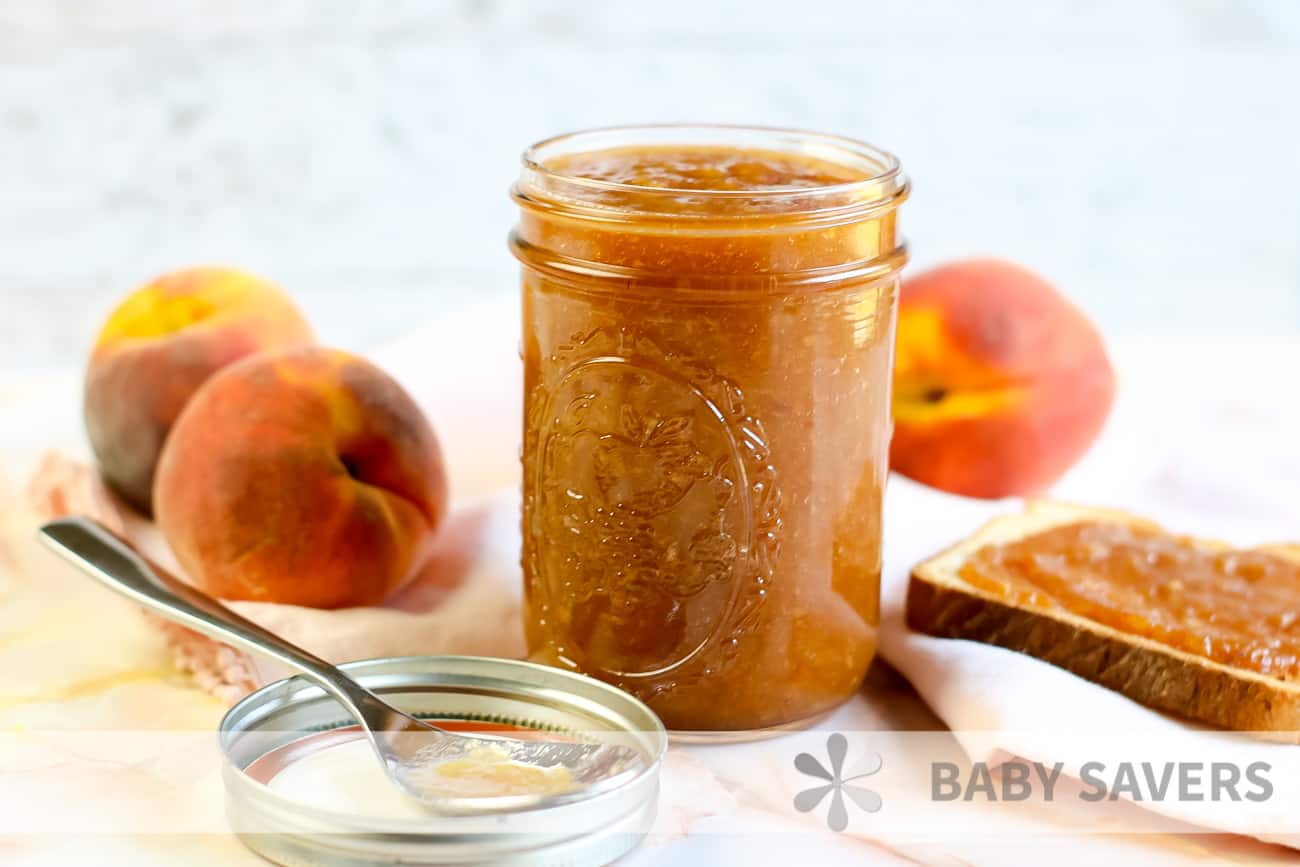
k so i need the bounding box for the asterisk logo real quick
[793,732,882,831]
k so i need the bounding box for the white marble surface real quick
[2,314,1299,864]
[2,0,1299,368]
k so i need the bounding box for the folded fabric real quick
[28,450,526,703]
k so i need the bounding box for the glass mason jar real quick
[510,125,908,734]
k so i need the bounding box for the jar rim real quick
[518,123,907,214]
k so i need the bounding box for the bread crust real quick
[906,501,1300,736]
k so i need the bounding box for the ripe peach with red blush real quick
[84,266,314,513]
[891,259,1116,498]
[154,347,448,608]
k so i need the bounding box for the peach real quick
[890,259,1116,498]
[154,347,449,608]
[149,348,447,610]
[84,267,314,513]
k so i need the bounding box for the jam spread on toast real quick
[960,521,1300,678]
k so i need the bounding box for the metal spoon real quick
[38,516,643,814]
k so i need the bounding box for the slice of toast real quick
[906,501,1300,735]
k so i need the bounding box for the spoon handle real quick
[38,517,356,699]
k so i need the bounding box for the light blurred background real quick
[2,0,1298,369]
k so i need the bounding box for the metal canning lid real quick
[219,655,667,866]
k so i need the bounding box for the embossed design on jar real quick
[524,325,780,694]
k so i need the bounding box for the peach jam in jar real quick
[510,126,908,733]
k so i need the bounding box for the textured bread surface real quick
[906,501,1300,735]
